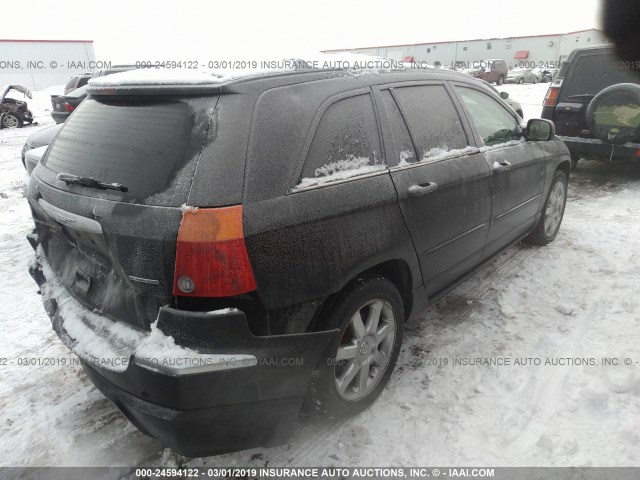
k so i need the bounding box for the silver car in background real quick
[505,67,539,84]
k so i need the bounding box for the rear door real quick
[375,83,492,295]
[453,84,546,257]
[28,94,220,329]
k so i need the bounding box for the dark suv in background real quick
[28,66,570,456]
[542,44,640,166]
[50,66,138,123]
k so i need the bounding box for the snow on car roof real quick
[88,53,403,87]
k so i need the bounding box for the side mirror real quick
[526,119,555,141]
[500,91,509,99]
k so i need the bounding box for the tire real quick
[518,78,524,85]
[524,170,568,246]
[586,83,640,145]
[1,112,22,129]
[308,276,404,418]
[497,75,504,86]
[533,78,538,84]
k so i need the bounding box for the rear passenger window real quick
[392,85,469,161]
[456,87,522,146]
[298,94,384,188]
[380,90,417,166]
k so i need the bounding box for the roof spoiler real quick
[86,84,222,96]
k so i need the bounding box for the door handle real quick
[493,160,512,171]
[408,182,438,197]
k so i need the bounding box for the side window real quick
[456,87,522,146]
[392,85,469,161]
[298,94,384,188]
[380,90,417,165]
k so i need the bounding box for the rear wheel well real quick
[313,259,414,331]
[360,260,413,320]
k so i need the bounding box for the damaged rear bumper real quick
[28,233,339,456]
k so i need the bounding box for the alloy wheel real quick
[2,115,19,128]
[544,180,566,237]
[334,299,396,402]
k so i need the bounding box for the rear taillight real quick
[173,206,256,297]
[64,102,75,112]
[543,86,560,107]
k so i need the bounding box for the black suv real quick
[541,44,640,166]
[27,66,570,456]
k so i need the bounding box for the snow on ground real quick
[499,82,549,120]
[0,85,639,468]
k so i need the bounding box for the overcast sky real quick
[10,0,603,63]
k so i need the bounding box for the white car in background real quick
[482,80,524,118]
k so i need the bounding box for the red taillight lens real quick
[543,86,560,107]
[64,102,75,112]
[173,206,256,297]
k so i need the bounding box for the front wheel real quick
[524,170,568,246]
[309,276,404,417]
[519,78,524,84]
[497,75,505,86]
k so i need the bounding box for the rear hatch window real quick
[40,95,217,206]
[562,51,639,100]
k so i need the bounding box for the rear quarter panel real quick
[243,175,420,311]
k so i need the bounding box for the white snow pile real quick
[36,246,144,373]
[180,203,199,214]
[411,145,477,165]
[35,246,242,375]
[89,68,240,86]
[133,319,253,375]
[396,138,528,168]
[399,150,415,164]
[208,308,239,316]
[295,156,387,190]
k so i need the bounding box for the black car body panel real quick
[28,67,571,455]
[28,259,338,455]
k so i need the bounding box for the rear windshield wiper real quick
[56,172,128,192]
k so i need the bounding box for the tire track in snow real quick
[498,281,613,456]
